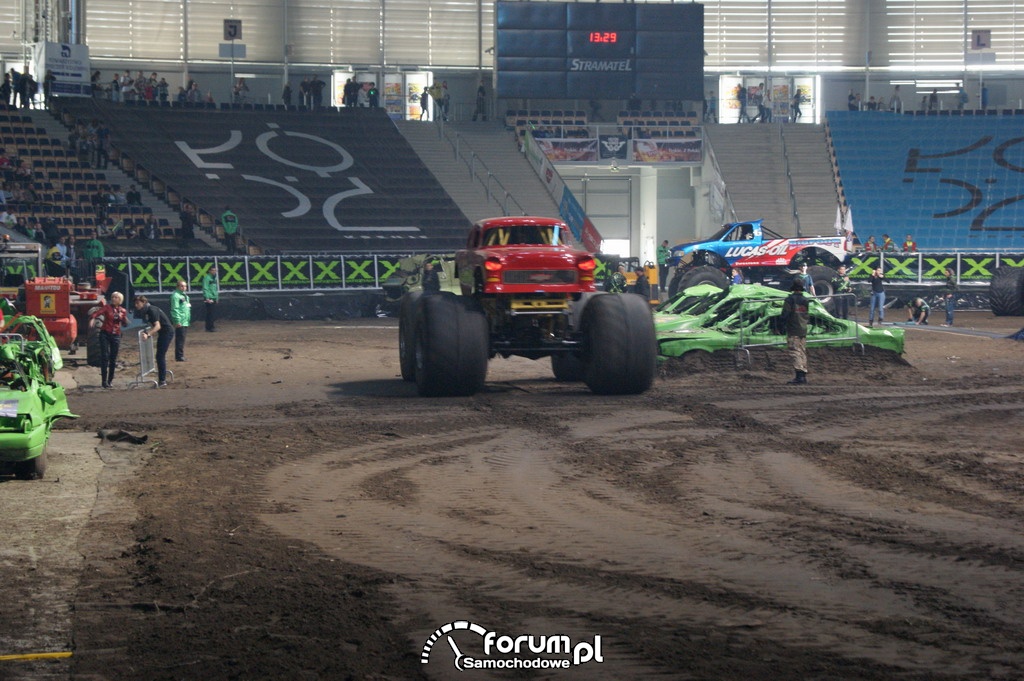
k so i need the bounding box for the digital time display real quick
[496,2,704,100]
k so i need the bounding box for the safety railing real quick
[128,328,171,388]
[437,122,528,217]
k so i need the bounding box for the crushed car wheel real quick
[990,266,1024,317]
[415,293,489,397]
[398,291,424,381]
[14,450,47,481]
[581,293,657,395]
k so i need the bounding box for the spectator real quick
[796,263,813,292]
[867,267,886,327]
[125,184,142,206]
[80,230,105,277]
[907,297,930,325]
[928,88,939,111]
[169,279,191,362]
[220,206,239,254]
[780,279,810,384]
[157,78,169,103]
[232,77,249,104]
[472,81,487,121]
[731,267,744,285]
[881,233,896,252]
[141,214,159,240]
[91,291,129,388]
[658,240,672,290]
[942,268,958,327]
[863,235,877,252]
[179,203,196,249]
[633,266,651,300]
[202,270,219,332]
[902,234,917,252]
[282,82,292,107]
[830,265,852,319]
[889,84,902,112]
[135,295,174,387]
[422,260,440,294]
[419,88,429,120]
[957,83,968,111]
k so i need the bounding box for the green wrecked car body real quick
[0,311,78,480]
[655,283,905,357]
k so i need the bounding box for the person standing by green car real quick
[169,279,191,362]
[656,239,671,297]
[201,270,219,332]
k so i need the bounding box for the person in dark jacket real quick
[422,260,440,294]
[134,295,174,387]
[780,279,810,384]
[633,266,651,301]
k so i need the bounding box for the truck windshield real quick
[484,225,572,247]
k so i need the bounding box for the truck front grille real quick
[503,270,577,285]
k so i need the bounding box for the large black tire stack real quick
[990,266,1024,316]
[580,294,657,395]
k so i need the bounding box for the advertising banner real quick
[535,139,599,163]
[404,72,431,121]
[598,134,630,160]
[32,42,91,97]
[632,139,702,163]
[383,74,404,120]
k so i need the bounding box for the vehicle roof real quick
[474,216,567,230]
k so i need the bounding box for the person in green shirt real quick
[656,239,672,296]
[79,230,106,281]
[201,270,219,332]
[169,279,191,361]
[220,206,239,255]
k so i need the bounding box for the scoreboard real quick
[495,1,704,101]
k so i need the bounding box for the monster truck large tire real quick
[398,290,424,381]
[581,293,657,395]
[807,265,839,301]
[414,292,489,397]
[669,265,730,298]
[989,266,1024,317]
[551,353,585,382]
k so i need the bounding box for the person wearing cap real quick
[780,279,810,385]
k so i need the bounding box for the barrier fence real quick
[100,252,1024,295]
[128,329,172,388]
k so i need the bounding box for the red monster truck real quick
[398,216,657,397]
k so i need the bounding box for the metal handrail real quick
[436,121,527,216]
[779,125,802,237]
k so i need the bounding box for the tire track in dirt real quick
[260,394,1024,679]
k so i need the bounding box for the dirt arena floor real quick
[2,309,1023,680]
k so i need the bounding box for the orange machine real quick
[1,243,111,352]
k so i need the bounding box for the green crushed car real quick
[655,283,905,357]
[0,313,78,480]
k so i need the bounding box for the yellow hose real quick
[0,651,73,661]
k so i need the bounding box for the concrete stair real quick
[394,120,560,222]
[704,123,796,234]
[781,124,841,236]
